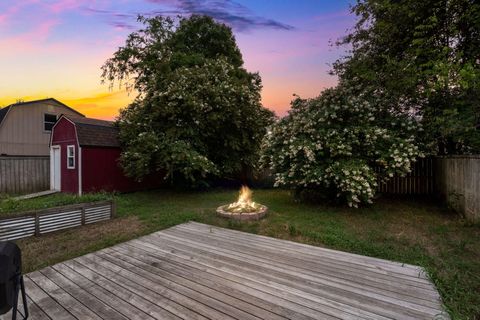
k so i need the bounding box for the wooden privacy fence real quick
[0,156,49,194]
[0,200,115,241]
[435,156,480,222]
[375,155,479,222]
[376,157,435,194]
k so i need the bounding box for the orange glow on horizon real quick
[0,81,335,120]
[62,90,134,120]
[0,90,134,121]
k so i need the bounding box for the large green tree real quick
[102,15,274,184]
[334,0,480,154]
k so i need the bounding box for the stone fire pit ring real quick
[216,205,268,221]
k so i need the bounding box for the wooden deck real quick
[3,222,448,320]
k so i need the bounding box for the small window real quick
[67,145,75,169]
[44,114,57,131]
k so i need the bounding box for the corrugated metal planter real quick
[0,200,115,241]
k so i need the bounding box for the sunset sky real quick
[0,0,355,119]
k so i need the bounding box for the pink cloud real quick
[45,0,98,14]
[0,19,61,53]
[26,19,59,41]
[48,1,78,13]
[0,0,39,25]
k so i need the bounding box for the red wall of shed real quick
[50,118,79,194]
[81,147,160,193]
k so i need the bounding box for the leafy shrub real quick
[261,86,423,207]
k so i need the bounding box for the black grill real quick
[0,242,28,320]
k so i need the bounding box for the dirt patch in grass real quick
[18,216,145,273]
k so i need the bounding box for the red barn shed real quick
[50,115,158,194]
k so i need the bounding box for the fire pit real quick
[216,186,268,221]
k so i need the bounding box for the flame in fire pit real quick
[225,186,260,213]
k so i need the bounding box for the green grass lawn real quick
[3,189,479,319]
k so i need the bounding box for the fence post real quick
[110,200,116,218]
[81,205,86,226]
[34,214,40,236]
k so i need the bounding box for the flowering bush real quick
[260,86,423,207]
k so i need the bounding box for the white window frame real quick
[67,145,75,169]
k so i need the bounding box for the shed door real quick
[51,146,61,191]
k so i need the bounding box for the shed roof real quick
[67,116,120,148]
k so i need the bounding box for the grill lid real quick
[0,241,22,314]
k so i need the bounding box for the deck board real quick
[1,222,449,320]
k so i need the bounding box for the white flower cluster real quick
[324,162,377,207]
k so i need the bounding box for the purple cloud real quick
[150,0,295,31]
[83,0,294,33]
[81,7,137,30]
